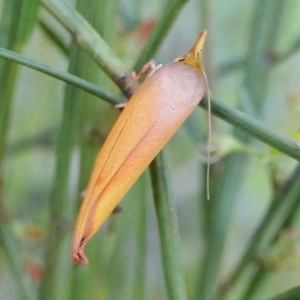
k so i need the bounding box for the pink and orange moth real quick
[72,30,209,265]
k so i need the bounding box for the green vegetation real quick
[1,0,300,299]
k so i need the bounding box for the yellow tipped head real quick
[176,30,207,70]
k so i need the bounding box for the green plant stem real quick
[0,187,34,300]
[219,34,300,76]
[222,169,300,298]
[0,47,121,105]
[150,151,187,300]
[39,20,69,56]
[133,0,186,71]
[39,0,138,96]
[0,1,22,164]
[196,1,285,299]
[241,269,266,300]
[269,286,300,300]
[219,10,300,76]
[6,128,56,154]
[277,35,300,63]
[243,1,285,113]
[219,165,300,297]
[217,2,291,299]
[39,45,83,300]
[200,97,300,161]
[130,173,147,300]
[0,1,35,299]
[131,202,147,299]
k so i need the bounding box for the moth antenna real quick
[203,70,211,200]
[190,30,211,200]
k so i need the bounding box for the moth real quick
[72,30,209,265]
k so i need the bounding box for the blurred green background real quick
[1,0,300,299]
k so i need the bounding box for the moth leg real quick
[115,60,162,109]
[115,102,127,109]
[132,59,162,80]
[80,190,86,198]
[112,205,123,214]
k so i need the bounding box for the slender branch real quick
[39,0,138,96]
[130,174,147,300]
[269,286,300,300]
[7,128,56,154]
[0,47,121,104]
[196,1,288,299]
[200,97,300,161]
[218,165,300,297]
[150,151,187,300]
[0,1,35,299]
[39,19,69,56]
[133,0,187,71]
[219,36,300,76]
[0,182,35,300]
[39,45,84,300]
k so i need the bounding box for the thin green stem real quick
[219,34,300,77]
[214,2,292,299]
[197,1,286,299]
[269,286,300,300]
[40,0,137,96]
[131,174,147,300]
[243,1,279,114]
[0,47,121,105]
[218,165,300,298]
[39,19,69,56]
[0,185,34,300]
[277,36,300,63]
[39,45,84,300]
[0,0,22,164]
[133,0,187,71]
[0,1,35,299]
[6,128,56,154]
[150,150,187,300]
[200,97,300,162]
[241,268,266,300]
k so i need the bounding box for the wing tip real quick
[71,234,89,266]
